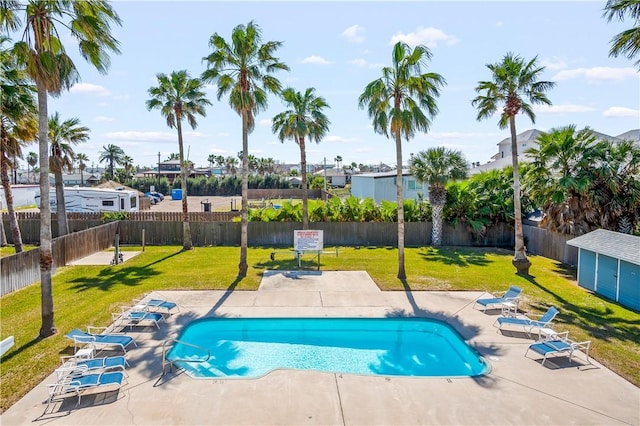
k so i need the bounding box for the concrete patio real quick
[2,270,638,425]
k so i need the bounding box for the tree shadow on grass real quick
[418,247,493,267]
[67,249,184,292]
[384,278,502,389]
[519,274,640,345]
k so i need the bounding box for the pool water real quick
[166,317,489,379]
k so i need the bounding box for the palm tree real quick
[99,144,125,181]
[76,153,89,186]
[49,112,90,236]
[26,151,37,183]
[604,0,640,68]
[225,156,238,176]
[410,147,467,246]
[202,21,289,277]
[207,154,217,169]
[147,70,211,251]
[272,87,330,229]
[1,37,38,254]
[122,155,134,180]
[335,155,342,170]
[1,0,121,338]
[358,41,445,279]
[471,52,555,275]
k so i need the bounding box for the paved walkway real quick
[2,271,639,425]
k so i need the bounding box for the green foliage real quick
[101,212,128,222]
[125,175,291,197]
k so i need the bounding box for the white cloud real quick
[69,83,110,96]
[341,24,365,43]
[95,116,115,123]
[495,21,504,27]
[105,131,177,142]
[541,56,568,71]
[603,106,640,118]
[389,27,459,48]
[349,58,385,69]
[324,135,360,143]
[218,132,229,137]
[259,119,272,127]
[552,67,638,81]
[534,104,598,114]
[301,55,333,65]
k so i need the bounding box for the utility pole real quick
[323,157,327,191]
[157,152,161,190]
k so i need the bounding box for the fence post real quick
[142,228,145,252]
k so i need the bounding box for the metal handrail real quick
[161,338,211,376]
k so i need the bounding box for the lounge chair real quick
[65,328,136,354]
[46,371,126,407]
[56,355,128,381]
[133,298,179,316]
[495,306,559,337]
[475,286,522,312]
[525,331,591,366]
[112,307,164,330]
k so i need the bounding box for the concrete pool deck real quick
[2,270,639,425]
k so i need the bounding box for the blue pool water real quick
[166,317,489,379]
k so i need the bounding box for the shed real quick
[567,229,640,311]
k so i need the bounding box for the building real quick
[141,159,196,184]
[61,173,100,187]
[470,128,640,174]
[351,170,427,204]
[567,229,640,311]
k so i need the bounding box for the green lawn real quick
[1,245,638,413]
[0,245,37,258]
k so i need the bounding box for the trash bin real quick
[202,201,211,212]
[171,189,182,200]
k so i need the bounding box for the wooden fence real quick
[523,224,578,265]
[1,222,120,296]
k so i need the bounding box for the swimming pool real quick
[166,317,489,379]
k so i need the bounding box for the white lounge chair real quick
[112,307,165,330]
[65,328,136,354]
[46,371,126,407]
[495,306,559,337]
[525,331,591,366]
[475,286,522,312]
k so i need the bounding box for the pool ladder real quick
[161,338,211,376]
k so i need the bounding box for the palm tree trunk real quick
[54,171,69,236]
[299,137,308,230]
[509,116,531,275]
[432,203,444,246]
[0,153,24,253]
[238,111,249,277]
[36,81,56,338]
[176,119,192,250]
[395,132,406,280]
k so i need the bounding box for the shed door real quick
[597,254,618,301]
[578,250,596,291]
[618,261,640,311]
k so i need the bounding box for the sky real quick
[12,1,640,170]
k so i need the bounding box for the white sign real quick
[294,230,323,252]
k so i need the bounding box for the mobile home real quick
[35,187,139,213]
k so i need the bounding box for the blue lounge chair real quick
[475,286,522,312]
[113,307,165,330]
[134,298,179,316]
[65,328,136,353]
[57,355,128,380]
[46,371,126,407]
[495,306,559,337]
[525,331,591,366]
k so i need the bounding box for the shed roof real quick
[567,229,640,265]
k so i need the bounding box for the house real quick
[141,159,195,184]
[351,170,427,204]
[567,229,640,311]
[62,173,100,187]
[314,168,347,188]
[470,128,639,174]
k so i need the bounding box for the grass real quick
[1,245,638,413]
[0,245,37,258]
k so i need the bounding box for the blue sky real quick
[23,1,640,170]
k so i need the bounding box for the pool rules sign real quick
[294,230,323,252]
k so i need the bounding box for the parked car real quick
[149,191,164,201]
[144,192,161,204]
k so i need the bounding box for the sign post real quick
[294,230,323,269]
